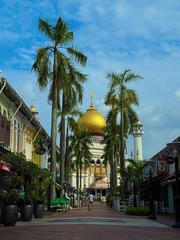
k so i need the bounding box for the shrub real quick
[0,189,19,205]
[123,207,150,216]
[44,198,69,206]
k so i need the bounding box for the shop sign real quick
[155,158,167,175]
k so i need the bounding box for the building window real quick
[3,109,6,117]
[96,159,101,165]
[91,159,95,165]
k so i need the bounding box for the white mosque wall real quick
[69,134,111,190]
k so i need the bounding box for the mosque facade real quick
[69,97,144,199]
[70,99,110,198]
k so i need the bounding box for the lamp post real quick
[148,170,157,220]
[167,142,180,228]
[47,183,51,211]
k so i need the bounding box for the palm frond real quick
[124,71,143,83]
[67,47,87,66]
[38,18,53,41]
[54,18,72,45]
[32,47,52,90]
[126,88,139,106]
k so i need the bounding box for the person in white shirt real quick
[87,193,95,210]
[101,196,106,204]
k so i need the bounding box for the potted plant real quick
[18,193,33,222]
[29,192,44,218]
[30,169,52,218]
[0,189,19,226]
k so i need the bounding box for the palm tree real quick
[64,110,82,187]
[65,111,82,171]
[123,159,149,207]
[124,106,139,139]
[103,106,120,191]
[107,70,142,172]
[79,146,91,193]
[69,126,92,203]
[32,18,87,199]
[58,70,87,197]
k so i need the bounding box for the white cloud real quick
[152,114,162,123]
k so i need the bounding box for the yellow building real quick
[0,77,51,169]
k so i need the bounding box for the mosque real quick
[69,96,110,199]
[69,96,144,199]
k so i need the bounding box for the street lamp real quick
[147,169,157,220]
[167,142,180,228]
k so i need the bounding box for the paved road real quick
[0,202,179,240]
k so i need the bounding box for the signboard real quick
[155,158,167,176]
[167,156,175,164]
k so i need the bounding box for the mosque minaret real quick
[132,120,144,160]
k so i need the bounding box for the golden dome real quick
[78,104,106,134]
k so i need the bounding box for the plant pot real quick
[20,204,33,221]
[2,205,18,226]
[33,204,44,218]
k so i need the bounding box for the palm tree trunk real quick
[113,149,117,188]
[76,156,80,204]
[59,91,66,198]
[80,158,82,203]
[65,121,69,185]
[120,95,125,200]
[50,51,57,200]
[120,104,125,170]
[112,102,116,189]
[110,158,114,189]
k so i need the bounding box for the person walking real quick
[87,193,95,210]
[101,196,106,204]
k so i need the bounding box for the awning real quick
[89,178,109,189]
[0,161,11,172]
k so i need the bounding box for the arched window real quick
[17,123,21,134]
[3,109,7,117]
[96,159,101,165]
[91,159,95,165]
[14,119,17,129]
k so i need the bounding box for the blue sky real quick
[0,0,180,159]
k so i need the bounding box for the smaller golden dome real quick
[30,104,38,114]
[78,105,106,134]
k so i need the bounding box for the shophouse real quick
[0,77,51,170]
[141,136,180,214]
